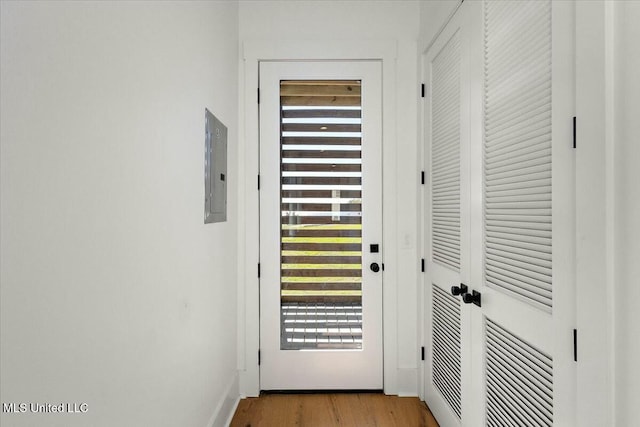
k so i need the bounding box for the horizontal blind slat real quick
[280,82,363,306]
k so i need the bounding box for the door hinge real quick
[421,83,426,98]
[421,258,425,272]
[257,174,261,190]
[258,263,261,278]
[421,346,425,361]
[573,116,577,149]
[258,350,261,365]
[257,88,260,104]
[421,171,425,185]
[573,329,577,362]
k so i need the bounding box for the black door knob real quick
[462,290,482,307]
[451,283,468,296]
[370,262,380,273]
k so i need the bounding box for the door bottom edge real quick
[260,388,384,395]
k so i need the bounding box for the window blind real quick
[280,81,363,303]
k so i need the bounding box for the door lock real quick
[462,290,482,307]
[451,283,468,297]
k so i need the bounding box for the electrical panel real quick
[204,109,227,224]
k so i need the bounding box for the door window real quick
[279,81,364,350]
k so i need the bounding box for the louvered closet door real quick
[423,1,477,424]
[467,1,576,425]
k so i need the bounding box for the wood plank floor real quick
[229,393,440,427]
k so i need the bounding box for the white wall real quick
[613,1,640,424]
[238,0,421,395]
[0,2,239,427]
[575,1,640,424]
[418,0,459,52]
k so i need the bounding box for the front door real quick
[259,61,383,390]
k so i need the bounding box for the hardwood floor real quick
[229,393,440,427]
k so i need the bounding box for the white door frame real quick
[574,1,617,425]
[238,40,398,397]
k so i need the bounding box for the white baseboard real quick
[207,372,240,427]
[222,395,241,427]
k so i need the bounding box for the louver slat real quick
[484,0,553,310]
[431,32,461,271]
[485,318,553,427]
[432,285,462,418]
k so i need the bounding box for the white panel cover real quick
[431,32,461,271]
[484,0,553,310]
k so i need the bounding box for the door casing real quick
[239,41,402,397]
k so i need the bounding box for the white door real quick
[259,61,383,390]
[424,1,576,425]
[468,1,576,425]
[423,1,476,424]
